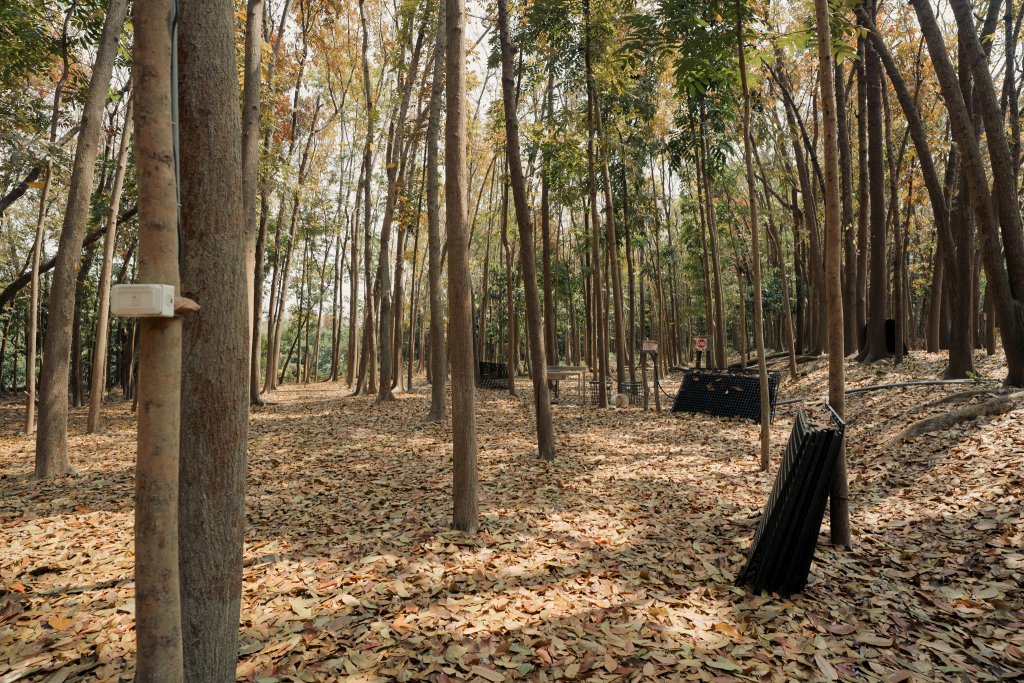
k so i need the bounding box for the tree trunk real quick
[242,0,264,405]
[836,59,858,353]
[88,97,133,433]
[497,0,556,459]
[541,69,557,366]
[593,94,626,390]
[177,0,251,677]
[584,0,607,405]
[701,131,728,368]
[860,7,889,364]
[35,0,128,478]
[447,0,478,532]
[70,243,96,408]
[912,0,1024,386]
[24,4,75,434]
[132,0,185,674]
[500,176,516,395]
[376,23,425,403]
[855,36,868,348]
[813,0,850,547]
[737,1,771,470]
[425,0,446,420]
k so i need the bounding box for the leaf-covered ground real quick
[2,352,1023,682]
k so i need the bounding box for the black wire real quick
[170,0,183,275]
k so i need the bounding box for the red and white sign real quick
[642,340,658,353]
[694,337,708,351]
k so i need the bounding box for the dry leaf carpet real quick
[1,352,1023,682]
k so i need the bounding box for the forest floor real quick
[1,352,1023,682]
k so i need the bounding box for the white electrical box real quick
[110,284,176,317]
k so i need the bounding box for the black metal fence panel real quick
[479,361,510,390]
[671,369,781,424]
[736,406,845,596]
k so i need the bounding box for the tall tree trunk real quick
[584,0,607,405]
[836,59,858,353]
[35,0,128,478]
[132,0,184,674]
[859,8,971,376]
[860,4,889,364]
[620,144,637,382]
[177,0,250,677]
[424,0,447,420]
[592,95,626,390]
[500,176,516,395]
[25,3,75,434]
[737,1,771,470]
[347,165,364,387]
[912,0,1024,385]
[447,0,478,532]
[242,0,264,405]
[377,24,425,402]
[813,0,850,548]
[541,69,557,366]
[70,243,97,408]
[855,36,869,348]
[497,0,556,459]
[88,97,133,433]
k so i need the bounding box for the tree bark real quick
[242,0,264,405]
[426,0,447,421]
[447,0,478,532]
[814,0,849,547]
[911,0,1024,386]
[177,0,250,677]
[88,97,133,433]
[584,0,607,404]
[855,36,868,349]
[24,3,76,434]
[35,0,128,478]
[737,1,771,470]
[860,5,889,364]
[132,0,184,674]
[497,0,556,459]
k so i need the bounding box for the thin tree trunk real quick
[447,0,478,531]
[584,0,607,406]
[860,4,889,363]
[426,0,447,421]
[243,0,264,405]
[497,0,555,458]
[25,3,75,434]
[500,176,516,395]
[737,2,771,469]
[35,0,128,477]
[855,35,868,348]
[814,0,850,547]
[88,97,133,433]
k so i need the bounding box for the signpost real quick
[694,336,709,369]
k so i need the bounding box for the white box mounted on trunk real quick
[110,284,176,317]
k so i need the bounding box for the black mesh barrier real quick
[736,405,845,596]
[479,361,510,390]
[588,379,613,405]
[619,381,643,407]
[671,369,781,424]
